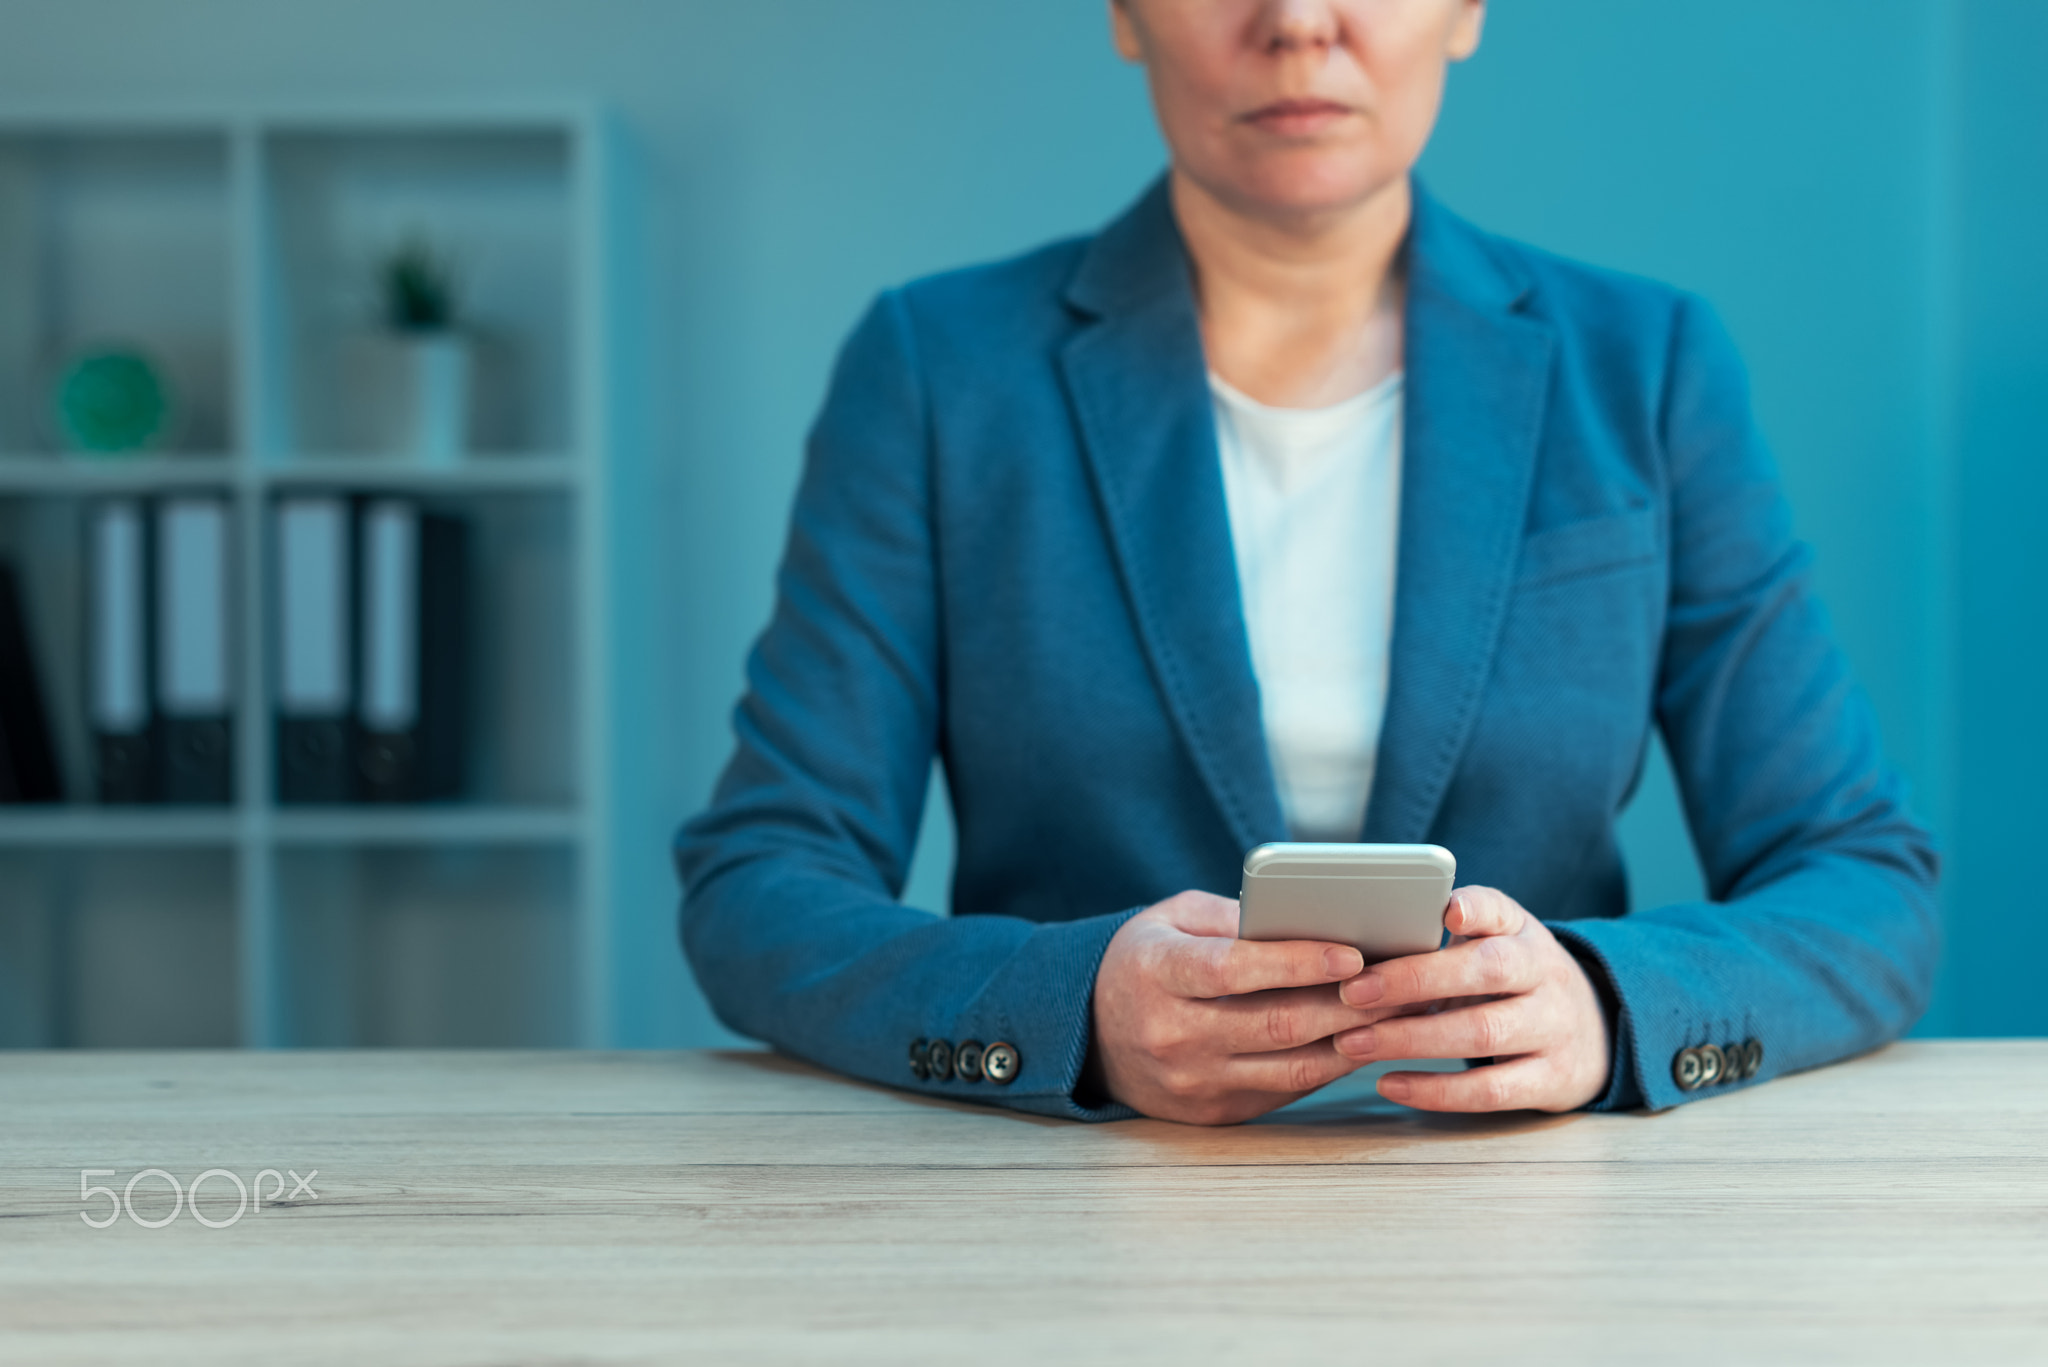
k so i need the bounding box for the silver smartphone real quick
[1237,842,1457,964]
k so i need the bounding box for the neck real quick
[1174,170,1411,408]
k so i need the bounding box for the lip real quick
[1241,97,1356,135]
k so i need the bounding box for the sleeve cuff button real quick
[982,1041,1020,1085]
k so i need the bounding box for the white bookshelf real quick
[0,456,584,494]
[0,105,621,1050]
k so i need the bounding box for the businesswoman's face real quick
[1111,0,1485,221]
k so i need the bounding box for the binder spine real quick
[88,500,154,804]
[0,559,63,803]
[414,510,470,799]
[356,499,419,803]
[280,716,352,803]
[155,496,234,805]
[275,496,354,803]
[355,499,468,803]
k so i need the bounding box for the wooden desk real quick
[2,1042,2043,1364]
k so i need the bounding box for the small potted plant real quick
[380,235,468,465]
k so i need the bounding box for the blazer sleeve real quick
[1549,294,1941,1112]
[674,290,1138,1120]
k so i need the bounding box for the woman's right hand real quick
[1090,890,1392,1124]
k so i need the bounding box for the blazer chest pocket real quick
[1516,504,1660,590]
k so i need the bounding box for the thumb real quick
[1151,890,1240,939]
[1443,886,1527,939]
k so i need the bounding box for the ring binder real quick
[356,498,468,802]
[275,496,354,803]
[0,558,62,803]
[155,496,234,804]
[89,500,154,803]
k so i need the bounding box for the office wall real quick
[1,1,2035,1041]
[1951,0,2048,1036]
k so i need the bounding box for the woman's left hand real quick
[1333,886,1612,1112]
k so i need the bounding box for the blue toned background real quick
[2,0,2040,1041]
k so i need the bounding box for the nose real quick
[1256,0,1342,54]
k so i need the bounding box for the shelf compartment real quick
[275,843,576,1046]
[0,130,234,455]
[0,488,243,806]
[261,485,579,807]
[0,845,238,1046]
[266,127,573,459]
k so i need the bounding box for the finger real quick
[1339,931,1539,1009]
[1210,985,1401,1054]
[1222,1040,1365,1096]
[1443,886,1526,939]
[1162,935,1364,1000]
[1377,1056,1557,1113]
[1151,890,1241,938]
[1333,992,1547,1063]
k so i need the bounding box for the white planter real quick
[403,332,470,465]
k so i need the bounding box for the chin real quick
[1224,155,1405,221]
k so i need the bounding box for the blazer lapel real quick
[1058,181,1288,854]
[1362,189,1556,843]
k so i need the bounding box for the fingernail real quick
[1341,973,1385,1007]
[1335,1027,1377,1059]
[1379,1075,1412,1102]
[1324,946,1364,978]
[1447,893,1465,931]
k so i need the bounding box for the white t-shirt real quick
[1212,370,1403,842]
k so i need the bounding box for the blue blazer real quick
[677,180,1938,1117]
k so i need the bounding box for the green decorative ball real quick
[54,350,169,454]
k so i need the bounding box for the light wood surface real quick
[2,1042,2044,1365]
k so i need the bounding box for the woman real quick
[676,0,1937,1124]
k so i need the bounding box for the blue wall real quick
[1952,0,2048,1035]
[3,0,2039,1041]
